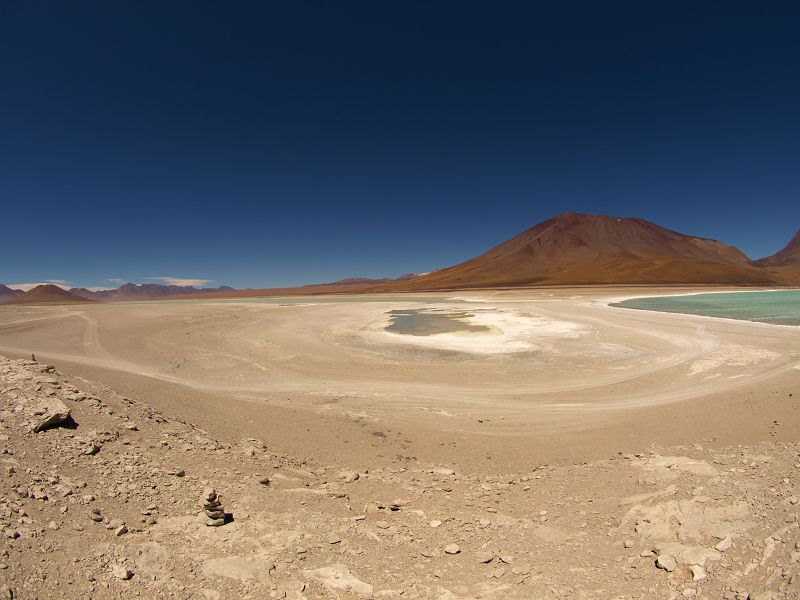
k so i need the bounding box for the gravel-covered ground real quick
[2,355,799,599]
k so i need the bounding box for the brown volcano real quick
[2,284,97,305]
[387,212,779,290]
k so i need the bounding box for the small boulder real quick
[110,564,133,580]
[656,554,677,572]
[31,398,71,433]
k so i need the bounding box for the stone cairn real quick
[202,488,227,527]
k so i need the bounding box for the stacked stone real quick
[202,488,226,527]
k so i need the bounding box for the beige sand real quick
[0,286,797,472]
[1,286,799,598]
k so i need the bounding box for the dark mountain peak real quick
[0,284,24,298]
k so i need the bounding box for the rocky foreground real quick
[0,355,798,599]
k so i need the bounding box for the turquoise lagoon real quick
[612,290,800,326]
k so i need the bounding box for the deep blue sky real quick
[2,2,799,289]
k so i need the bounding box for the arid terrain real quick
[389,214,800,290]
[0,287,799,599]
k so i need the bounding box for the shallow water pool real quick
[385,309,491,336]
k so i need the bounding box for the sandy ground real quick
[0,287,797,471]
[0,287,799,598]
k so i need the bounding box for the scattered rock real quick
[110,564,133,580]
[690,564,707,581]
[341,471,359,483]
[30,398,71,433]
[715,535,733,552]
[655,554,677,572]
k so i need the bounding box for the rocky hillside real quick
[1,355,798,598]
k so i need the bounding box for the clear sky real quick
[2,2,799,290]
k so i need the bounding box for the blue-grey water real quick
[385,309,490,336]
[612,290,800,326]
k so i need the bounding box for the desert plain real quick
[1,286,799,599]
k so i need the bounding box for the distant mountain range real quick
[0,284,24,299]
[387,212,800,289]
[0,282,239,305]
[2,284,96,305]
[2,214,799,304]
[68,283,237,301]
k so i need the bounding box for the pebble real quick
[655,555,677,572]
[715,536,733,552]
[690,564,707,581]
[444,544,461,555]
[110,564,133,580]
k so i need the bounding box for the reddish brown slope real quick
[755,230,800,284]
[2,284,97,305]
[387,212,776,290]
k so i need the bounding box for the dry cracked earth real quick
[1,355,799,599]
